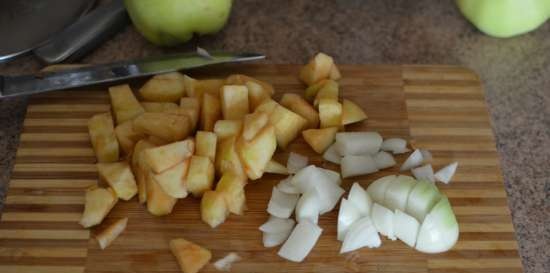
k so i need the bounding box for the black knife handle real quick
[33,0,129,64]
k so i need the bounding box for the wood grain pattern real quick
[0,65,521,273]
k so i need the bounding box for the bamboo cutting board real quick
[0,65,522,273]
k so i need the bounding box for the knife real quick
[0,51,265,98]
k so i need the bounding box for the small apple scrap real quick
[170,238,212,273]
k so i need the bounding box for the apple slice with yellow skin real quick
[299,52,334,86]
[200,93,222,132]
[237,125,277,180]
[215,172,247,215]
[97,161,138,201]
[265,159,289,175]
[329,64,342,80]
[139,72,186,102]
[141,102,179,113]
[313,80,339,107]
[319,99,343,128]
[213,119,243,140]
[269,104,308,149]
[133,112,191,142]
[115,119,145,156]
[254,99,278,115]
[79,186,118,228]
[221,85,249,120]
[88,113,119,163]
[342,98,368,125]
[245,81,271,111]
[226,74,275,95]
[302,127,338,154]
[215,136,246,177]
[196,131,217,163]
[242,112,269,141]
[144,139,194,173]
[146,172,177,216]
[185,156,215,197]
[153,159,190,198]
[132,139,157,204]
[201,191,229,228]
[109,84,145,124]
[96,217,128,250]
[280,93,319,129]
[304,79,328,101]
[169,238,212,273]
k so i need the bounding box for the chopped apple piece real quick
[141,102,179,113]
[147,135,170,146]
[265,159,289,175]
[109,84,145,124]
[132,139,157,204]
[319,99,343,128]
[299,53,334,86]
[280,93,319,129]
[329,64,342,80]
[221,85,249,120]
[195,131,217,162]
[254,98,279,115]
[213,119,243,140]
[169,238,212,273]
[215,136,246,177]
[146,173,177,216]
[79,186,118,228]
[88,112,119,162]
[139,72,186,102]
[269,104,308,149]
[201,190,229,228]
[144,139,195,173]
[237,125,277,180]
[313,80,339,107]
[215,172,247,215]
[242,112,269,141]
[179,97,201,128]
[304,79,328,101]
[153,160,190,198]
[96,217,128,250]
[97,161,138,200]
[342,98,368,125]
[302,127,338,154]
[200,93,222,131]
[133,112,191,142]
[226,74,274,95]
[115,120,145,156]
[183,75,224,100]
[245,81,271,110]
[185,156,215,197]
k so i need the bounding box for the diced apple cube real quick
[329,64,342,80]
[139,72,186,102]
[221,85,249,120]
[302,127,338,154]
[144,139,194,173]
[245,81,271,111]
[88,112,120,162]
[200,93,222,131]
[226,74,274,95]
[237,125,277,180]
[213,119,243,140]
[254,99,279,115]
[96,217,128,249]
[79,186,118,228]
[97,161,138,200]
[318,99,342,128]
[280,93,319,129]
[141,102,179,113]
[215,136,246,177]
[215,172,247,215]
[242,112,269,141]
[132,139,157,204]
[200,190,229,228]
[269,104,308,149]
[304,79,328,101]
[186,156,215,197]
[264,159,289,175]
[342,98,367,125]
[109,84,145,124]
[169,238,212,273]
[299,53,334,86]
[195,131,217,163]
[133,112,191,142]
[313,80,339,107]
[146,173,177,216]
[115,119,145,156]
[153,160,189,198]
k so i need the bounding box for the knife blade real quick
[0,51,265,98]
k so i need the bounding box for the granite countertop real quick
[0,0,548,272]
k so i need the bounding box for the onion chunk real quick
[341,155,379,178]
[384,175,416,211]
[259,215,295,233]
[393,209,420,247]
[372,203,396,240]
[278,220,323,262]
[366,175,396,204]
[287,152,308,174]
[267,187,299,218]
[400,149,423,171]
[323,143,341,164]
[295,190,321,224]
[335,132,383,156]
[337,198,362,241]
[412,164,435,182]
[341,216,381,254]
[213,252,241,271]
[415,197,459,253]
[373,151,396,169]
[348,182,373,216]
[381,138,409,154]
[435,162,458,184]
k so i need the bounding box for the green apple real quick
[124,0,233,46]
[456,0,550,38]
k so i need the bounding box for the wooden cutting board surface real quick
[0,64,522,273]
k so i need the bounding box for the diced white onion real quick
[415,197,459,253]
[348,182,373,216]
[295,190,320,224]
[366,175,396,204]
[340,216,381,253]
[411,164,435,182]
[337,198,362,241]
[277,176,301,194]
[335,132,383,156]
[287,152,308,174]
[341,155,379,178]
[278,220,323,262]
[213,252,241,271]
[267,187,299,218]
[420,149,433,163]
[400,149,423,171]
[393,209,420,248]
[381,138,409,154]
[321,168,342,185]
[259,215,295,234]
[384,175,416,211]
[263,231,291,248]
[434,162,458,184]
[373,151,396,169]
[405,180,441,222]
[291,165,344,214]
[322,143,341,165]
[371,203,396,240]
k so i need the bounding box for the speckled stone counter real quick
[0,1,548,272]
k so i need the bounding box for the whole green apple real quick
[124,0,233,46]
[456,0,550,38]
